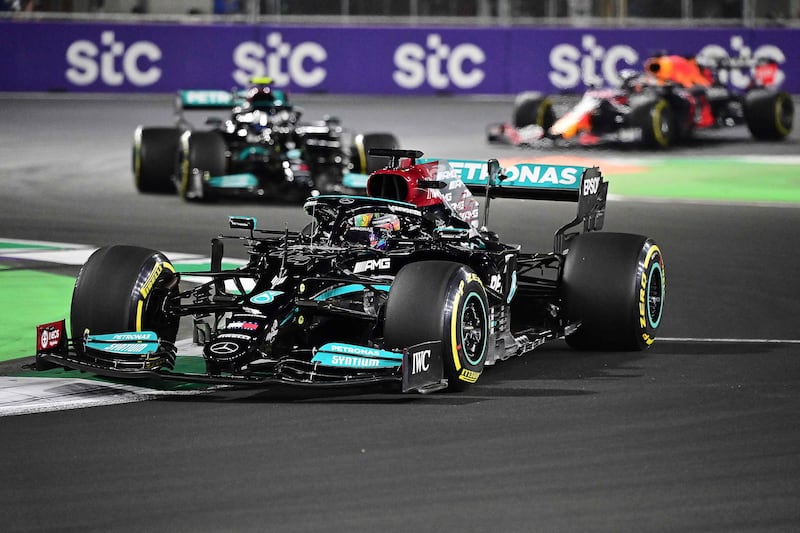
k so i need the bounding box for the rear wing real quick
[422,158,607,252]
[176,89,239,111]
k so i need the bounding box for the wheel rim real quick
[777,96,794,135]
[647,262,664,329]
[461,292,487,366]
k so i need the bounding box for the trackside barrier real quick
[2,21,797,94]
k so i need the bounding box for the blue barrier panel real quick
[1,20,797,94]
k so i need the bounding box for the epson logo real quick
[233,32,327,88]
[393,34,486,90]
[65,31,162,87]
[583,176,600,196]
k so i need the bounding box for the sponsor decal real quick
[548,33,787,91]
[66,31,162,87]
[88,332,158,342]
[549,34,638,90]
[388,205,422,217]
[85,342,157,354]
[410,349,431,374]
[250,290,284,304]
[139,262,163,298]
[233,32,327,88]
[181,90,233,107]
[216,333,252,341]
[393,34,486,90]
[209,341,241,355]
[697,36,786,89]
[428,159,582,189]
[37,321,64,351]
[353,257,391,274]
[458,368,481,383]
[312,343,402,368]
[582,175,600,196]
[227,321,260,331]
[264,320,279,344]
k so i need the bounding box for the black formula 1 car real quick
[133,78,399,201]
[488,54,794,148]
[37,149,665,393]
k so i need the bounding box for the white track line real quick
[659,337,800,344]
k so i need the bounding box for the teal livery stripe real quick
[312,342,401,368]
[313,284,391,301]
[421,158,585,191]
[207,173,259,189]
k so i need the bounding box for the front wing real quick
[35,321,446,394]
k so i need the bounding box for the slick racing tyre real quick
[743,89,794,140]
[512,91,556,130]
[384,261,489,391]
[178,131,227,202]
[629,96,674,148]
[350,132,400,174]
[71,245,180,348]
[562,232,665,351]
[133,127,182,193]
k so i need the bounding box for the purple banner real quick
[1,21,797,94]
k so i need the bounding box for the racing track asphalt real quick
[1,94,799,532]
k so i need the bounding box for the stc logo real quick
[233,32,327,88]
[393,34,486,90]
[697,36,786,89]
[549,34,637,89]
[549,34,786,90]
[66,31,161,87]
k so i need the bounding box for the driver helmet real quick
[350,213,401,250]
[245,86,277,111]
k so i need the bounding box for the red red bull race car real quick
[36,149,665,394]
[488,54,794,148]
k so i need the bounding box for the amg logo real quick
[353,257,391,273]
[411,349,430,374]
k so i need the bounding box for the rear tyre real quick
[562,232,665,351]
[70,245,180,346]
[512,92,556,130]
[133,127,182,193]
[178,131,227,202]
[384,261,489,391]
[744,89,794,140]
[629,96,674,148]
[350,133,400,174]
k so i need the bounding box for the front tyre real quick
[178,131,227,202]
[629,96,674,148]
[70,246,180,346]
[562,233,665,351]
[384,261,489,392]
